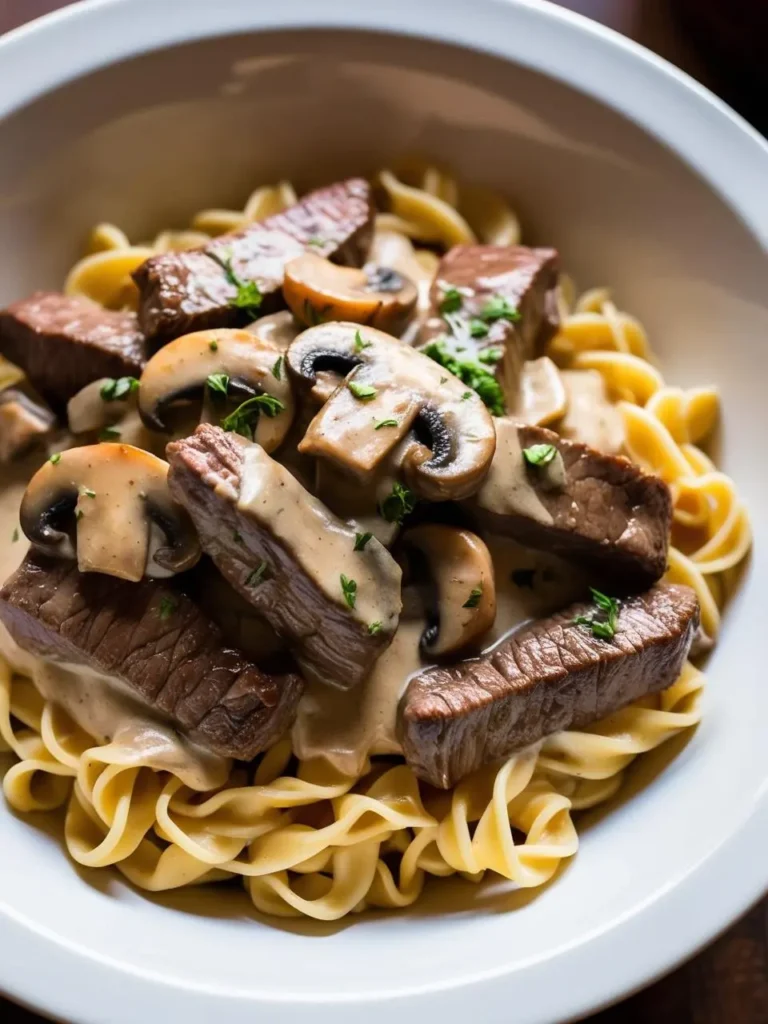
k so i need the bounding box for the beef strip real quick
[0,389,55,462]
[419,245,560,406]
[166,424,402,690]
[399,582,699,788]
[0,551,302,760]
[472,419,672,589]
[134,178,375,343]
[0,292,146,413]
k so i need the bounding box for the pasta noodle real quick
[0,166,750,922]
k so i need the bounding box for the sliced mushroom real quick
[509,357,567,427]
[138,328,295,451]
[403,523,496,656]
[245,309,303,350]
[67,376,138,434]
[286,322,496,502]
[0,389,55,462]
[283,253,418,335]
[20,443,201,581]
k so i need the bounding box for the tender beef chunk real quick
[134,178,375,343]
[419,245,560,404]
[0,552,302,760]
[166,424,402,690]
[0,292,146,412]
[472,420,672,589]
[0,389,55,462]
[399,582,699,788]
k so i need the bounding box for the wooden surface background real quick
[0,1,766,1021]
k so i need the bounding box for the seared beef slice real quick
[473,420,672,588]
[167,424,402,689]
[134,178,374,342]
[0,292,146,411]
[399,583,699,788]
[0,552,302,759]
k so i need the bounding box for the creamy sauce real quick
[475,417,553,523]
[237,443,401,628]
[559,369,624,454]
[510,358,567,427]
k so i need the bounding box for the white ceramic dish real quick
[0,1,767,1022]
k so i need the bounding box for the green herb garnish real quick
[100,376,139,402]
[374,417,398,430]
[480,295,520,324]
[463,583,484,609]
[212,252,263,317]
[221,394,286,440]
[306,236,325,248]
[469,318,489,338]
[158,596,176,621]
[439,287,463,315]
[206,372,229,396]
[478,347,503,365]
[572,588,620,641]
[272,356,283,381]
[82,488,96,499]
[368,621,382,635]
[340,574,357,610]
[76,509,84,520]
[423,339,505,416]
[209,340,219,352]
[461,391,472,401]
[246,561,269,586]
[11,528,19,543]
[354,329,372,353]
[98,427,121,442]
[523,443,557,467]
[379,482,416,525]
[49,453,62,465]
[302,299,332,327]
[354,532,373,551]
[348,380,377,400]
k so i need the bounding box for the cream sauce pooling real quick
[237,443,401,628]
[475,417,553,523]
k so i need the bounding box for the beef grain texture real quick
[0,291,146,411]
[399,582,699,788]
[0,552,303,760]
[134,178,374,342]
[166,423,395,689]
[474,421,672,589]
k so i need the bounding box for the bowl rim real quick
[0,2,766,1023]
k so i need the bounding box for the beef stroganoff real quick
[0,164,749,921]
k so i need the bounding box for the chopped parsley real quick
[212,251,263,317]
[439,287,463,315]
[76,509,84,520]
[354,531,373,551]
[221,394,286,440]
[511,568,536,589]
[354,329,372,353]
[49,452,62,465]
[374,417,398,430]
[209,339,219,352]
[82,487,96,499]
[523,443,557,467]
[100,376,139,402]
[340,573,357,610]
[206,372,229,396]
[272,355,283,381]
[302,299,332,327]
[572,588,620,641]
[11,527,19,543]
[463,583,484,609]
[379,481,416,525]
[469,318,489,338]
[98,427,121,442]
[246,561,270,586]
[478,347,503,365]
[368,621,382,635]
[461,391,472,401]
[158,596,176,621]
[348,380,377,400]
[479,295,520,324]
[423,339,505,416]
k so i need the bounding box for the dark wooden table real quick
[1,1,766,1021]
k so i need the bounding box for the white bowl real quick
[1,2,767,1022]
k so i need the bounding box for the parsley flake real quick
[480,295,521,324]
[368,621,382,635]
[423,339,505,416]
[221,394,285,440]
[523,443,557,467]
[340,574,357,610]
[572,588,620,641]
[158,596,176,621]
[83,487,96,499]
[469,318,489,338]
[98,427,121,442]
[49,452,61,465]
[354,531,373,551]
[374,417,398,430]
[380,482,416,525]
[272,356,283,381]
[209,339,219,352]
[206,372,229,396]
[246,561,270,586]
[463,583,484,609]
[348,380,377,400]
[212,252,263,317]
[478,347,503,365]
[439,287,463,315]
[354,329,372,353]
[100,376,139,402]
[11,527,19,543]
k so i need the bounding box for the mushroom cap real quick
[67,376,139,434]
[138,328,295,451]
[244,310,303,350]
[403,523,496,656]
[286,322,496,502]
[283,253,418,335]
[20,443,201,582]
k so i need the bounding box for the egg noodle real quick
[0,164,749,921]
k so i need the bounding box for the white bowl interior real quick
[1,25,766,1024]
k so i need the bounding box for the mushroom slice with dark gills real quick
[283,253,418,335]
[286,323,496,502]
[401,523,496,657]
[166,424,403,690]
[20,444,201,582]
[137,327,294,451]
